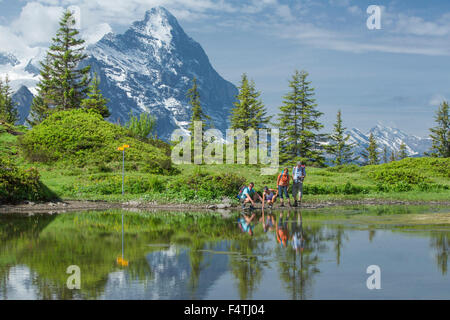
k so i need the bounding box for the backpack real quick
[293,165,306,181]
[279,170,289,184]
[237,185,247,200]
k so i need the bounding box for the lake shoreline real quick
[1,198,450,214]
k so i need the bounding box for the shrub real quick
[0,156,55,203]
[19,109,172,173]
[303,182,370,195]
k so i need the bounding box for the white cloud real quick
[11,2,63,46]
[394,13,450,36]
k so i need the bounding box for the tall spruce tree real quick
[361,133,379,165]
[398,143,408,160]
[187,77,210,135]
[383,145,388,164]
[327,110,356,165]
[428,101,450,158]
[389,151,396,162]
[0,75,18,124]
[29,9,90,125]
[80,73,110,118]
[230,73,270,131]
[276,70,325,165]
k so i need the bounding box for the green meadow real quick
[1,116,449,205]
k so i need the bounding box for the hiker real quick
[262,186,277,209]
[238,182,262,209]
[292,161,306,207]
[238,212,256,236]
[260,207,276,233]
[277,167,291,207]
[276,212,290,247]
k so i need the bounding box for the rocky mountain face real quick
[11,85,34,125]
[84,6,238,139]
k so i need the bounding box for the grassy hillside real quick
[1,118,449,204]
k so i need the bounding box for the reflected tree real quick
[275,211,326,300]
[430,233,449,275]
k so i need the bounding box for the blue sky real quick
[1,0,450,136]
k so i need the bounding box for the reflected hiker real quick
[238,212,256,236]
[238,182,263,210]
[260,207,276,233]
[291,211,304,253]
[277,167,291,207]
[292,162,306,207]
[276,212,290,247]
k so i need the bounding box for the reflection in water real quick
[275,211,324,299]
[430,233,449,275]
[0,208,449,299]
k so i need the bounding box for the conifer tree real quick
[29,9,90,125]
[428,101,450,158]
[389,151,396,162]
[361,133,379,165]
[80,73,110,118]
[276,70,325,165]
[187,77,210,136]
[327,110,356,165]
[398,143,408,160]
[230,73,270,131]
[0,75,18,124]
[383,145,388,164]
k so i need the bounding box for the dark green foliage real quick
[0,156,55,203]
[169,170,246,201]
[398,143,408,160]
[125,112,156,140]
[19,109,172,172]
[28,10,90,125]
[326,164,360,173]
[365,157,450,192]
[187,77,211,135]
[80,73,110,118]
[303,182,370,195]
[276,70,325,165]
[64,174,166,195]
[428,101,450,158]
[327,110,356,165]
[0,76,18,124]
[65,169,246,201]
[383,146,388,164]
[361,133,379,165]
[230,73,270,131]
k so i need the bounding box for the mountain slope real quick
[12,85,33,125]
[84,6,238,139]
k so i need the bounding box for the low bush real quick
[19,109,173,174]
[0,156,55,203]
[303,182,370,195]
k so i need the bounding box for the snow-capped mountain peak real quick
[346,124,432,161]
[131,7,177,46]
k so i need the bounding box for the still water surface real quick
[0,205,449,299]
